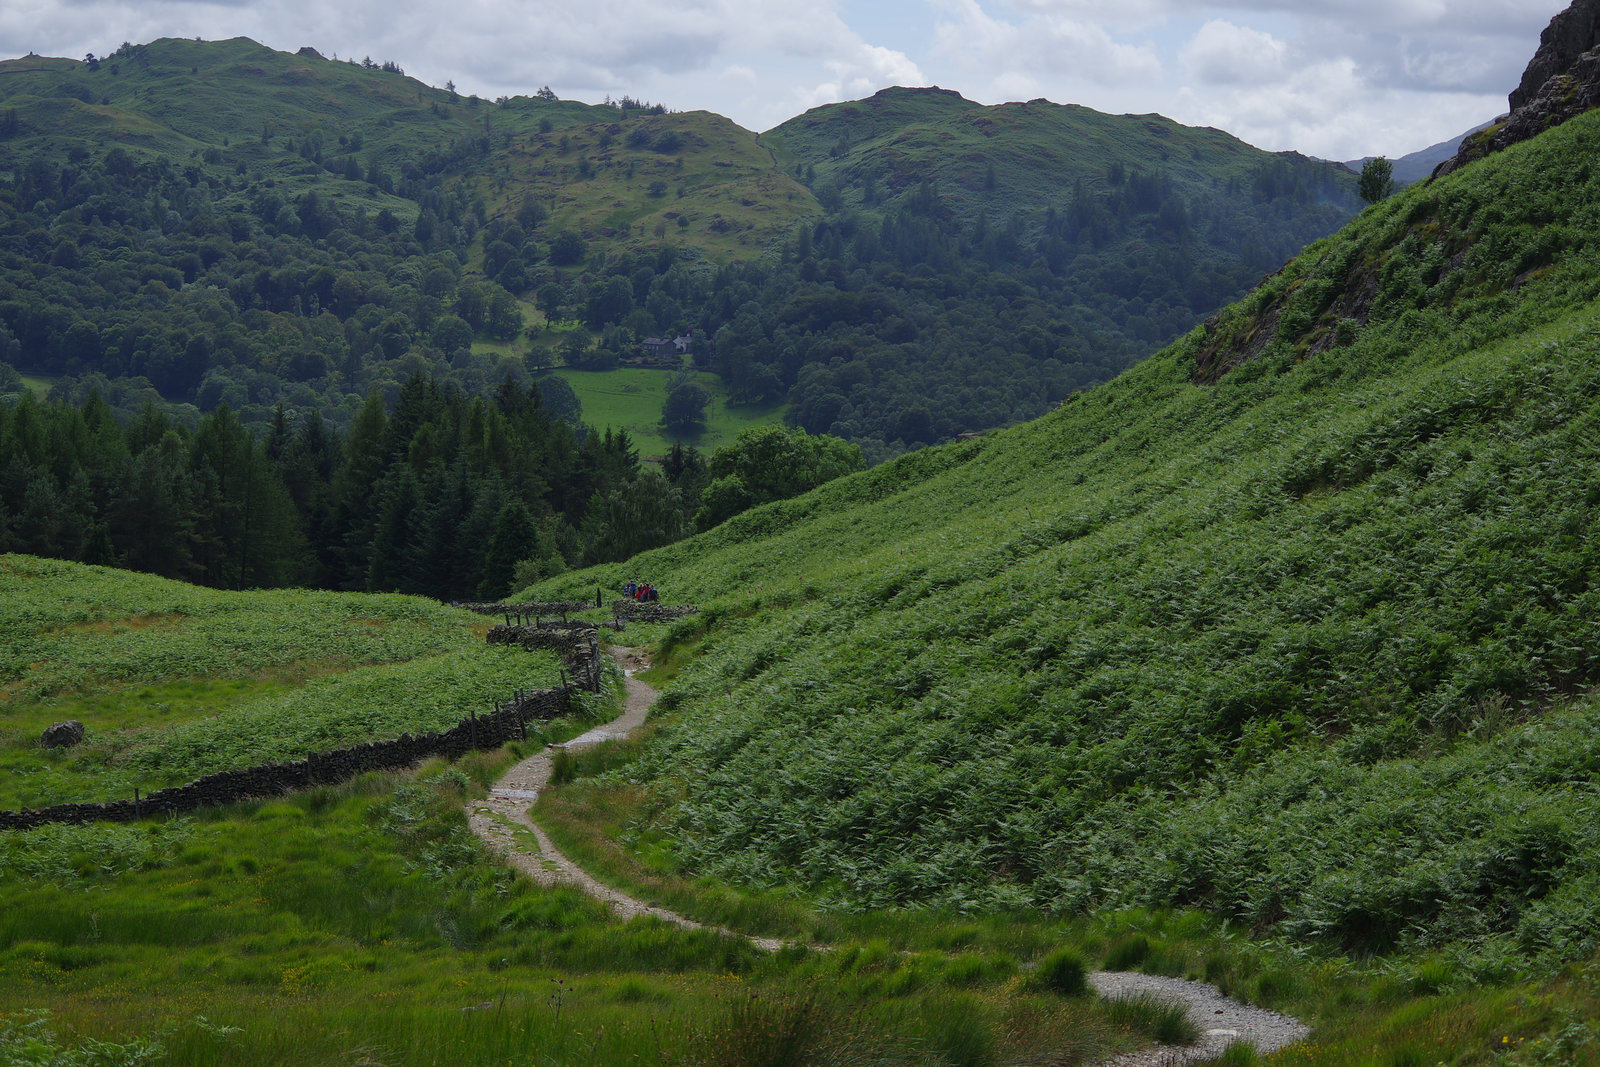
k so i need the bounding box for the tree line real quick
[0,375,862,597]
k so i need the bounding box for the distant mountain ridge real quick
[1343,121,1493,186]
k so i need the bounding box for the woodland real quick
[0,38,1357,593]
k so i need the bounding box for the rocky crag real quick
[1434,0,1600,178]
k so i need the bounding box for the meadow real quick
[548,367,786,459]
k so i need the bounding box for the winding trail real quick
[467,647,1309,1063]
[466,648,785,951]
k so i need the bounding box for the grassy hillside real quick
[0,37,808,250]
[0,554,566,806]
[528,103,1600,988]
[0,553,1233,1065]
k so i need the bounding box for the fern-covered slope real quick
[535,107,1600,966]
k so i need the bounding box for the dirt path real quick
[466,647,785,951]
[467,647,1309,1062]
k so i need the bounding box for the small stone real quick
[42,721,86,748]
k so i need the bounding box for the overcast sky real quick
[0,0,1570,160]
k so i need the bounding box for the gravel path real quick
[465,648,785,950]
[468,646,1310,1063]
[1090,972,1310,1064]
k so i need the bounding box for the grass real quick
[478,108,816,264]
[532,734,1600,1065]
[0,560,1175,1066]
[17,375,51,399]
[548,367,786,458]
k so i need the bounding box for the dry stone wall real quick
[0,687,573,832]
[0,621,615,833]
[486,623,606,692]
[611,600,699,624]
[460,600,595,618]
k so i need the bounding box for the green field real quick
[550,367,786,458]
[17,376,50,399]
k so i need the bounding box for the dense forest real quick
[0,39,1360,456]
[0,372,879,594]
[0,375,637,594]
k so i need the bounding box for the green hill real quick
[0,39,1358,460]
[530,102,1600,976]
[0,37,812,430]
[768,85,1353,271]
[0,36,804,252]
[751,88,1360,451]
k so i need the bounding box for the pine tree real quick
[479,498,537,600]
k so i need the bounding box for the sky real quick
[0,0,1571,160]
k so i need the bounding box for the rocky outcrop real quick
[1434,0,1600,178]
[1512,0,1600,110]
[41,721,85,748]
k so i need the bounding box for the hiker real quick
[624,580,637,598]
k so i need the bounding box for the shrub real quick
[1103,992,1199,1046]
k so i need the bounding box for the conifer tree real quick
[479,498,537,600]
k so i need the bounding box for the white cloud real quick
[1169,50,1503,160]
[930,0,1163,91]
[1180,20,1287,86]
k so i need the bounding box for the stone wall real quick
[612,600,700,623]
[0,686,573,832]
[460,600,595,618]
